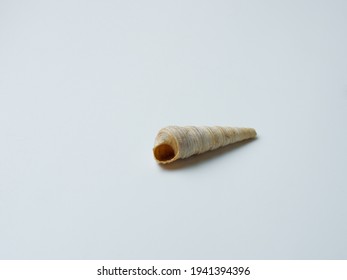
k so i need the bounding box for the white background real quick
[0,0,346,259]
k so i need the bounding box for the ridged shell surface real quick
[153,126,256,164]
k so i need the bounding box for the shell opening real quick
[153,144,176,162]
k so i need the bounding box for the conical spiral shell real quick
[153,126,256,164]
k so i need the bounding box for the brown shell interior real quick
[153,144,176,162]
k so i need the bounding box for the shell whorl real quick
[153,126,256,164]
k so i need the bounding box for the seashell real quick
[153,126,257,164]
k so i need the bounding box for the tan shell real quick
[153,126,257,164]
